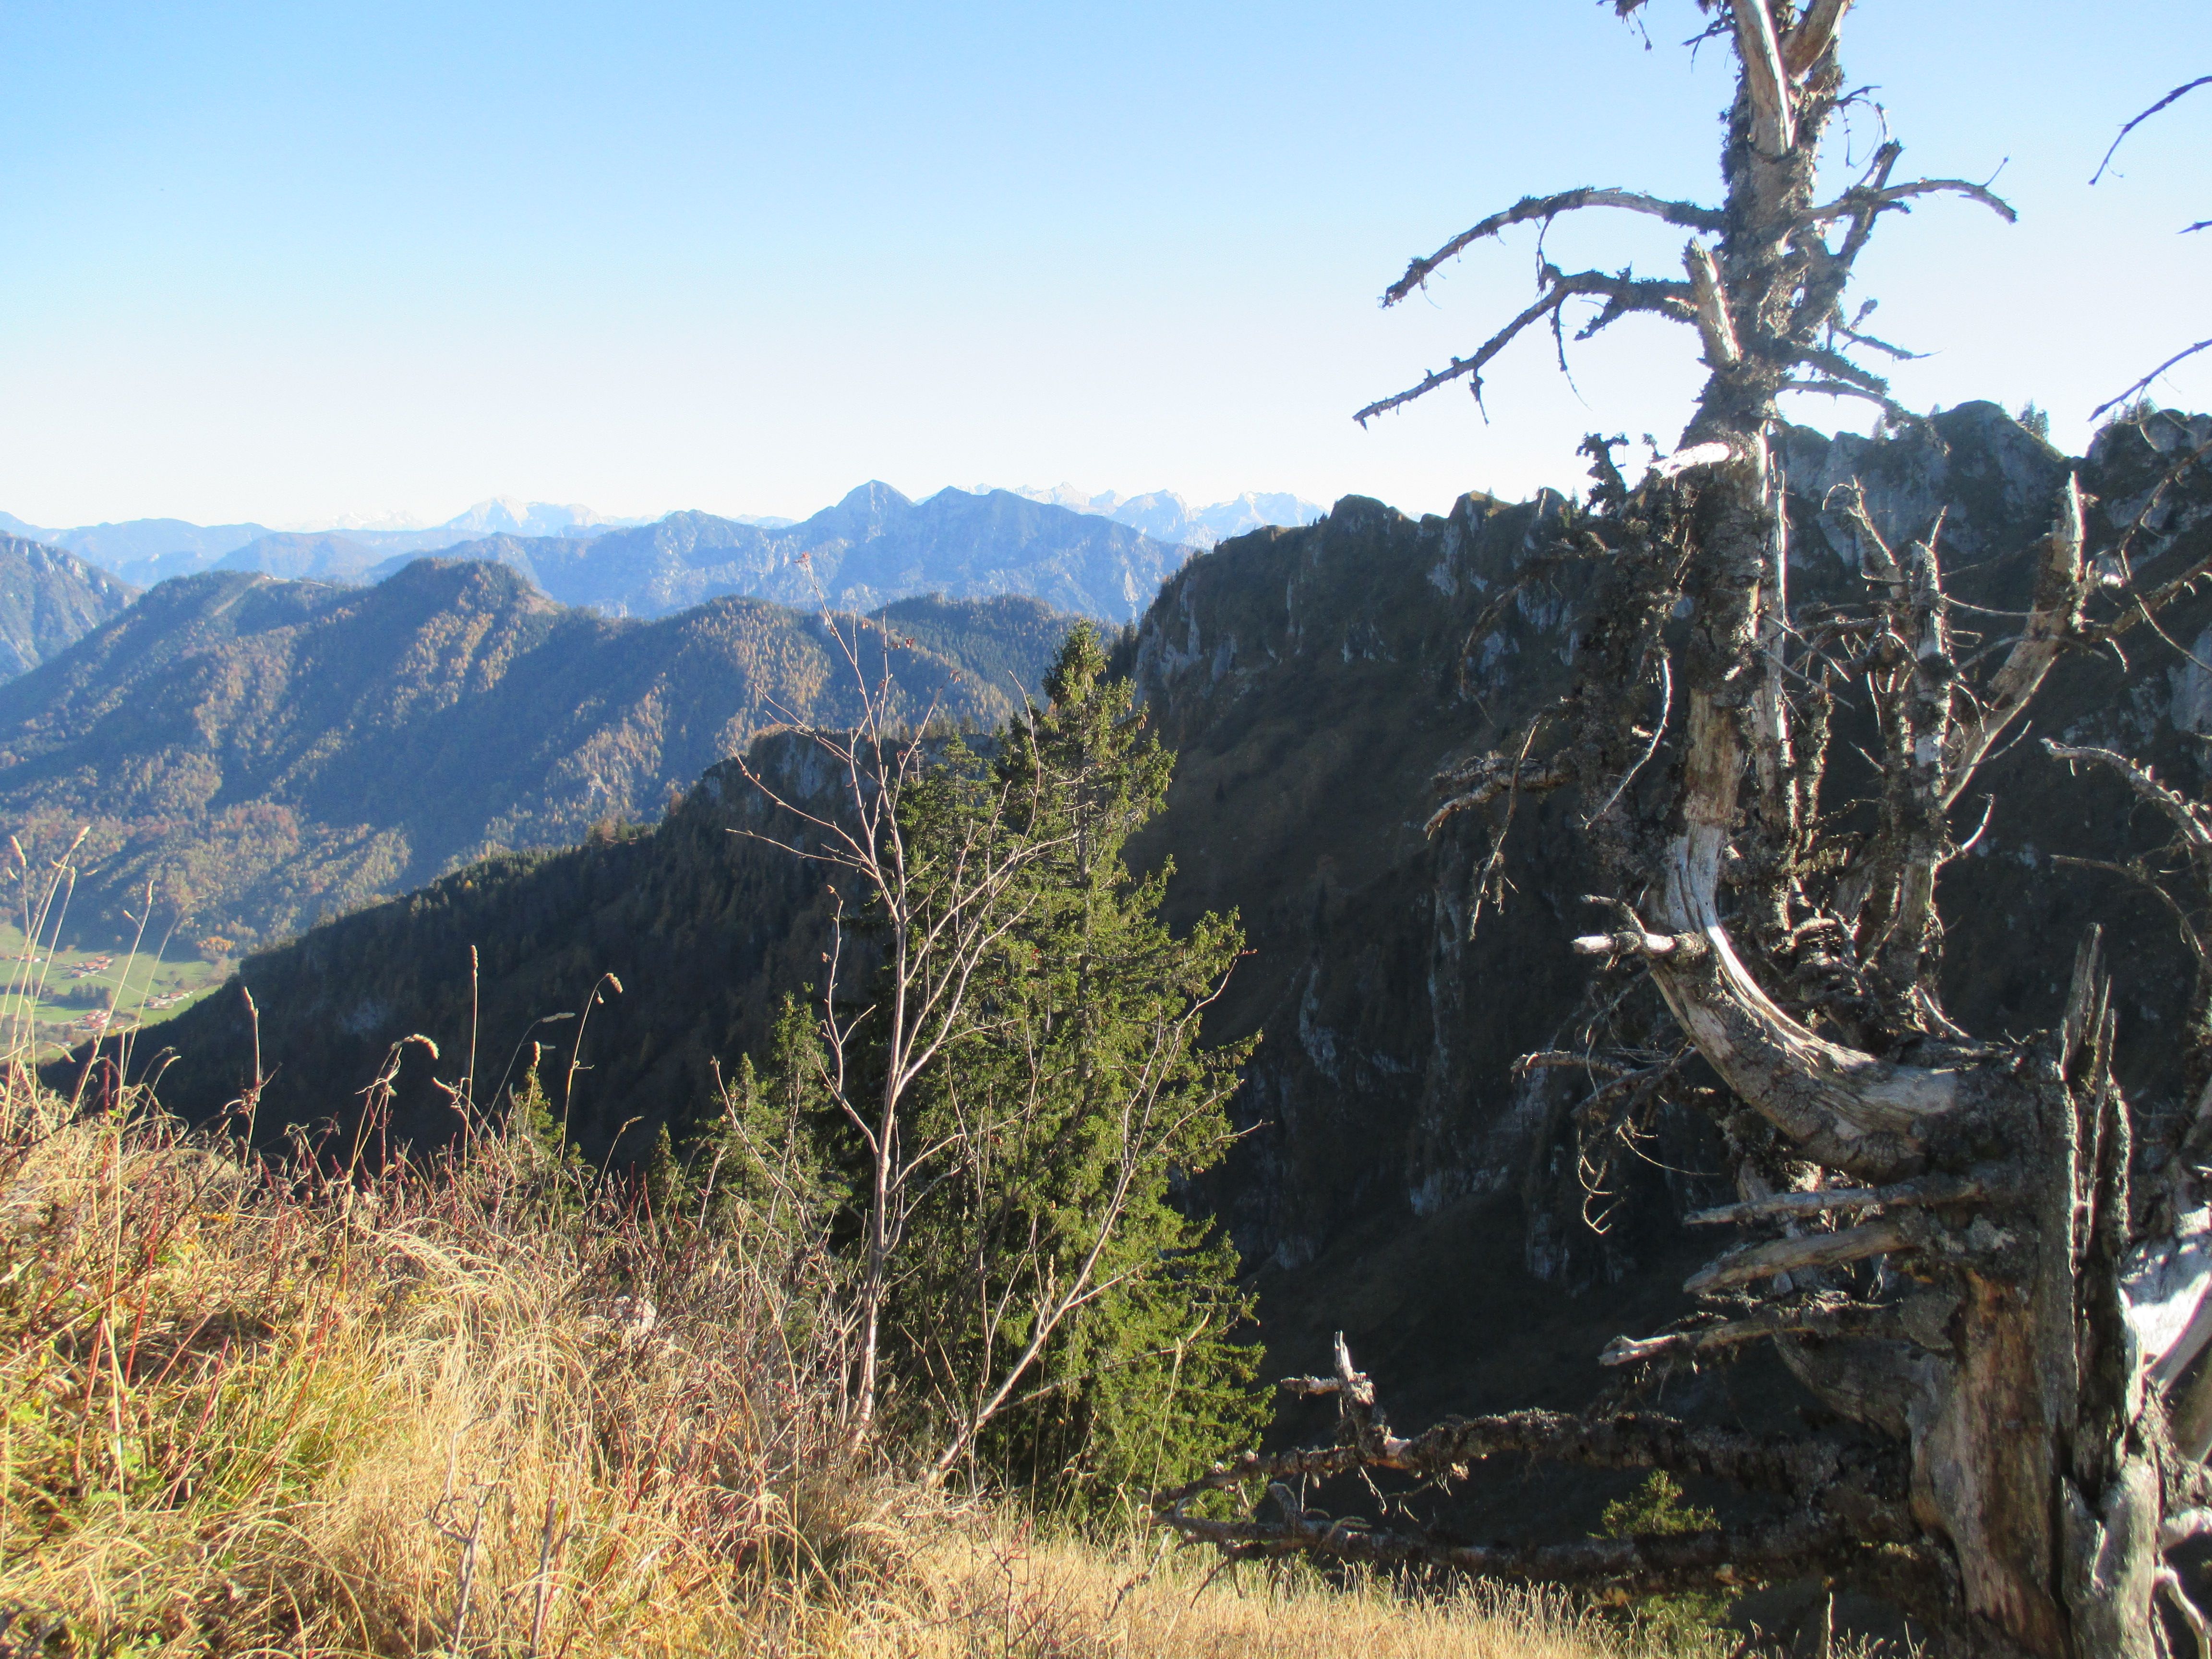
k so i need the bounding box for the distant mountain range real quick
[0,559,1081,946]
[0,540,138,679]
[1003,486,1324,549]
[109,406,2212,1492]
[371,484,1189,622]
[0,500,656,590]
[0,485,1318,616]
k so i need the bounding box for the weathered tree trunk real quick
[1160,5,2212,1653]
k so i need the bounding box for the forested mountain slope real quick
[109,406,2212,1434]
[0,539,137,680]
[0,559,1073,946]
[130,737,838,1160]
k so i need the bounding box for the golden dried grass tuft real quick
[0,952,1708,1659]
[0,1054,865,1656]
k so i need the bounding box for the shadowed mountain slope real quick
[122,736,838,1165]
[112,407,2212,1466]
[0,539,138,681]
[0,559,1077,945]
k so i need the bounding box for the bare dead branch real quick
[2092,75,2212,186]
[1354,269,1692,426]
[1804,176,2017,228]
[2092,338,2212,422]
[1778,378,1920,428]
[1779,0,1853,78]
[2044,740,2212,854]
[1424,757,1575,835]
[1600,1298,1907,1367]
[2160,1566,2212,1659]
[1829,319,1923,361]
[1381,188,1724,308]
[1645,439,1738,482]
[1163,1403,1881,1507]
[1156,1338,1914,1594]
[1575,1053,1690,1132]
[1684,241,1740,369]
[1794,343,1892,395]
[1571,927,1710,961]
[1941,480,2087,805]
[1583,656,1672,825]
[1685,1216,1913,1296]
[1728,0,1797,154]
[1684,1170,1995,1227]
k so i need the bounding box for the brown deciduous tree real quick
[1155,5,2212,1655]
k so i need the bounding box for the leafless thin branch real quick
[1356,269,1692,426]
[2092,75,2212,186]
[1382,188,1724,308]
[2092,339,2212,422]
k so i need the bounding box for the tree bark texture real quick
[1166,5,2212,1653]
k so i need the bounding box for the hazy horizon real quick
[1,480,1331,540]
[2,1,2205,527]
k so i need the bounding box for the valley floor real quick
[0,920,227,1053]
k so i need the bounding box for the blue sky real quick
[0,1,2205,528]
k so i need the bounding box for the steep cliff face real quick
[1124,402,2212,1416]
[0,539,137,680]
[106,405,2212,1434]
[1127,490,1585,1268]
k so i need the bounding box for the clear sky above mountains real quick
[1,1,2204,528]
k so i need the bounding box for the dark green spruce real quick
[731,626,1266,1505]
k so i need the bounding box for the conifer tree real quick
[894,625,1262,1494]
[740,625,1264,1497]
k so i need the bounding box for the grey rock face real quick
[1124,402,2212,1415]
[0,538,138,680]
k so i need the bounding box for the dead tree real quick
[1154,5,2212,1654]
[2091,74,2210,420]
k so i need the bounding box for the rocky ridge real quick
[106,406,2212,1433]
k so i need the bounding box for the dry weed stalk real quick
[0,1050,866,1655]
[0,1028,1700,1657]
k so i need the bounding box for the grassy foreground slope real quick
[0,561,1076,949]
[0,1069,1673,1658]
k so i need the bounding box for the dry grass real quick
[0,1071,1717,1659]
[829,1519,1664,1658]
[0,1057,858,1656]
